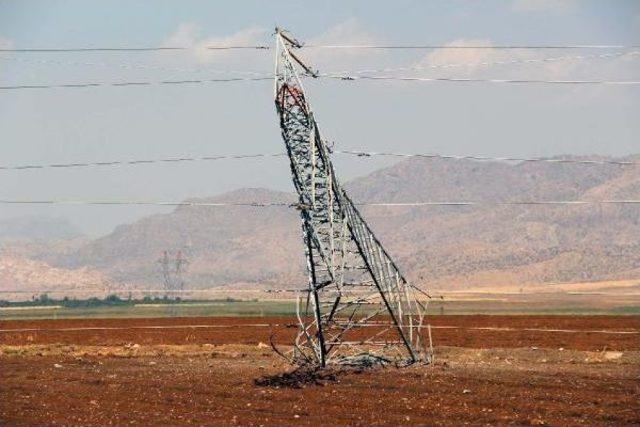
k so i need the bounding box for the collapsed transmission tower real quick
[274,28,431,367]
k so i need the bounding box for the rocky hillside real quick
[0,254,108,296]
[47,154,640,291]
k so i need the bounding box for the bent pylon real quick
[274,28,431,367]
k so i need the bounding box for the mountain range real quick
[2,154,639,294]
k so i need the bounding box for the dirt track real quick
[1,315,639,426]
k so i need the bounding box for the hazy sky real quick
[1,0,639,236]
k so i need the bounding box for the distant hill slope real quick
[0,254,108,295]
[51,155,640,291]
[0,216,82,242]
[54,188,302,288]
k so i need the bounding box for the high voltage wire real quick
[2,44,639,53]
[302,44,640,50]
[335,150,640,166]
[2,49,638,90]
[4,51,637,74]
[1,150,637,171]
[0,72,640,90]
[0,45,272,53]
[362,200,640,206]
[3,48,636,91]
[1,199,639,207]
[0,288,307,294]
[323,74,640,85]
[2,74,638,91]
[0,76,272,90]
[331,51,640,75]
[0,200,291,207]
[0,153,286,170]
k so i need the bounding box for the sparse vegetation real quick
[0,294,244,309]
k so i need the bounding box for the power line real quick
[3,44,639,53]
[1,150,637,171]
[5,51,637,75]
[329,51,640,75]
[0,75,272,90]
[322,74,640,85]
[1,51,635,95]
[1,199,639,207]
[361,200,640,206]
[0,45,271,53]
[0,153,286,171]
[303,44,640,50]
[0,200,292,207]
[3,73,638,91]
[0,288,306,294]
[334,150,640,166]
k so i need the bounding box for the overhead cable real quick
[0,200,291,207]
[3,51,637,79]
[328,51,640,75]
[322,74,640,85]
[3,73,638,91]
[0,153,286,171]
[0,288,305,294]
[302,44,640,50]
[0,45,271,53]
[1,199,639,207]
[359,200,640,206]
[1,150,637,171]
[3,44,639,53]
[334,150,640,166]
[0,75,272,90]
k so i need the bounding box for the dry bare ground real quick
[1,315,639,426]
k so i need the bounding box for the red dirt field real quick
[1,315,639,426]
[1,315,639,350]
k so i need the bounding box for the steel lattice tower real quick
[274,29,431,367]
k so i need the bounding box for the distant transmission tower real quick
[274,28,431,367]
[157,250,189,300]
